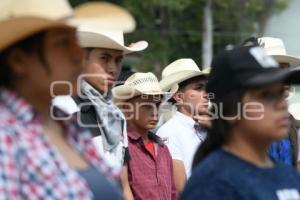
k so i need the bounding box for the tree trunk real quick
[202,0,213,69]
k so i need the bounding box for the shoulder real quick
[181,172,239,200]
[156,116,184,137]
[51,95,79,115]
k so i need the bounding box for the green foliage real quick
[69,0,289,75]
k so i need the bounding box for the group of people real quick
[1,0,300,200]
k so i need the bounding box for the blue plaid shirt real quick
[269,137,294,166]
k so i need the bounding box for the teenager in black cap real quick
[180,45,300,200]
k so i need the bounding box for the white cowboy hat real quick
[112,72,171,102]
[159,58,210,92]
[72,2,136,33]
[0,0,137,52]
[77,24,148,54]
[258,37,300,67]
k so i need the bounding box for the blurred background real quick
[69,0,300,104]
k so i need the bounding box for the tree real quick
[69,0,289,76]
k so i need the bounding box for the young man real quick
[53,24,148,174]
[157,58,210,194]
[113,72,176,200]
[243,37,300,167]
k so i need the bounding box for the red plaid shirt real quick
[127,128,176,200]
[0,88,115,199]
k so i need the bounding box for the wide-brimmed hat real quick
[159,58,210,92]
[77,24,148,54]
[72,2,136,33]
[112,72,171,102]
[206,45,300,100]
[0,0,136,52]
[257,37,300,67]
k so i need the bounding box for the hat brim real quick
[0,17,70,52]
[77,31,148,54]
[272,55,300,67]
[112,85,172,102]
[71,2,136,33]
[241,67,300,87]
[160,70,209,92]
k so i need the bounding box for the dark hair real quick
[192,89,245,167]
[0,31,46,87]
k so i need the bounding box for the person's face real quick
[126,95,161,131]
[15,27,83,98]
[83,48,123,93]
[238,83,289,142]
[174,77,209,115]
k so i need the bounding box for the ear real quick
[6,48,29,77]
[173,92,185,103]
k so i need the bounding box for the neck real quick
[127,122,149,141]
[12,84,51,118]
[223,128,273,168]
[177,106,193,118]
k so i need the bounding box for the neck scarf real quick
[81,80,125,152]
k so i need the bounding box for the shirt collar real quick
[127,128,164,145]
[174,111,196,128]
[0,87,38,123]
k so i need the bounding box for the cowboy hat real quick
[112,72,171,102]
[258,37,300,67]
[159,58,210,92]
[77,24,148,54]
[0,0,137,52]
[72,2,136,33]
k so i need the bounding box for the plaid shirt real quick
[127,129,177,200]
[0,88,114,199]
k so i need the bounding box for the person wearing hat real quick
[180,46,300,200]
[243,37,300,168]
[0,0,131,199]
[53,25,148,175]
[156,58,210,194]
[112,72,176,200]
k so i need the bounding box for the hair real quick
[192,89,246,168]
[0,31,46,87]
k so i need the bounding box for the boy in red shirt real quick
[113,72,177,200]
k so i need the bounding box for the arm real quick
[172,159,187,196]
[120,165,134,200]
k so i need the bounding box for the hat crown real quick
[162,58,200,79]
[258,37,287,56]
[125,72,162,94]
[78,25,125,46]
[0,0,73,21]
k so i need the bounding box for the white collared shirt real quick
[156,111,206,177]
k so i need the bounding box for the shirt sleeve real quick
[0,128,21,199]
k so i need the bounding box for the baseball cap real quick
[206,45,300,100]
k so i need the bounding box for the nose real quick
[106,61,120,78]
[70,38,84,64]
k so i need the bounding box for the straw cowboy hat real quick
[258,37,300,67]
[77,24,148,54]
[0,0,136,52]
[159,58,210,92]
[112,72,171,102]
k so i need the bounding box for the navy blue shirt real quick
[180,149,300,200]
